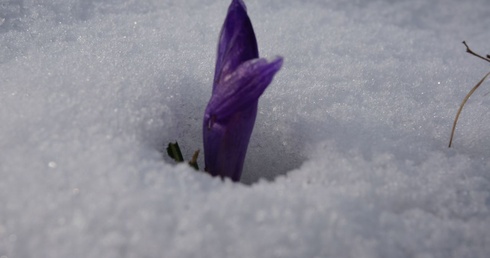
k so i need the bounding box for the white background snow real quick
[1,0,490,257]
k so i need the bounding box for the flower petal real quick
[213,0,259,91]
[206,57,283,123]
[203,105,257,181]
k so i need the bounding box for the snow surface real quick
[1,0,490,257]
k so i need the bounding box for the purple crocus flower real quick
[203,0,283,182]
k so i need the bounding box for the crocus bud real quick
[203,0,283,181]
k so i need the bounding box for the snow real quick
[1,0,490,257]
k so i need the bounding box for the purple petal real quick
[213,0,258,91]
[203,57,283,181]
[203,104,257,181]
[206,57,283,123]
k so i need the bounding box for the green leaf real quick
[167,142,184,162]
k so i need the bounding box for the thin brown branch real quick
[462,41,490,63]
[449,71,490,147]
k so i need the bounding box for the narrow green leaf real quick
[167,142,184,162]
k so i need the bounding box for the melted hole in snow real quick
[159,76,304,185]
